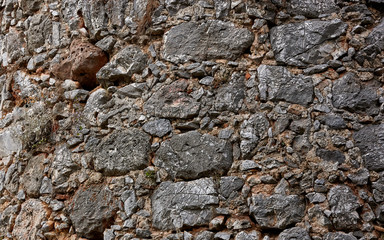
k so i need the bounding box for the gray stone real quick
[328,185,361,230]
[375,204,384,222]
[97,46,148,84]
[214,80,245,113]
[240,113,269,157]
[143,119,172,137]
[163,20,254,63]
[50,199,65,211]
[82,88,110,126]
[64,89,89,101]
[318,114,346,129]
[366,18,384,50]
[220,176,244,198]
[306,192,326,203]
[277,227,310,240]
[246,1,276,22]
[248,194,305,229]
[332,72,380,115]
[165,0,197,15]
[69,185,119,239]
[26,14,52,53]
[196,231,215,240]
[258,65,313,105]
[122,190,137,218]
[1,30,25,65]
[240,160,260,171]
[214,232,231,240]
[155,131,232,180]
[354,124,384,171]
[116,83,148,98]
[104,229,115,240]
[270,19,347,67]
[214,0,231,19]
[144,80,200,119]
[152,178,219,230]
[0,170,4,192]
[51,145,79,190]
[287,0,339,18]
[12,199,47,240]
[20,0,43,14]
[21,155,45,197]
[316,149,345,164]
[4,163,19,194]
[0,129,22,158]
[95,36,116,53]
[303,64,329,75]
[199,76,214,86]
[94,128,151,176]
[348,168,369,185]
[323,232,357,240]
[235,231,260,240]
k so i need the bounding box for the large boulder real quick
[270,19,347,67]
[152,178,219,230]
[353,124,384,171]
[327,185,361,230]
[155,131,232,180]
[69,185,119,239]
[163,20,254,63]
[248,194,306,229]
[258,65,314,105]
[144,80,200,119]
[93,128,151,176]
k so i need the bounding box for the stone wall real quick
[0,0,383,239]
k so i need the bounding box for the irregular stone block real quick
[316,149,345,164]
[354,124,384,171]
[69,185,119,239]
[328,185,361,230]
[240,113,269,157]
[163,20,254,63]
[332,72,379,116]
[287,0,340,18]
[21,155,45,197]
[214,80,245,113]
[144,80,200,119]
[26,14,52,53]
[12,199,47,239]
[96,46,148,85]
[0,129,22,158]
[94,128,151,176]
[51,145,79,191]
[270,19,347,67]
[258,65,314,105]
[143,119,172,137]
[155,131,232,180]
[152,178,219,230]
[248,194,305,229]
[277,227,310,240]
[323,232,357,240]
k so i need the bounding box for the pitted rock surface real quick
[155,131,232,180]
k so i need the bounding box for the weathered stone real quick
[323,232,357,240]
[165,0,197,15]
[316,149,345,164]
[332,72,380,115]
[354,124,384,171]
[240,113,269,157]
[39,176,53,194]
[248,194,305,229]
[96,46,148,85]
[258,65,314,105]
[287,0,340,18]
[348,168,369,185]
[94,128,151,176]
[220,176,244,198]
[152,178,219,230]
[143,119,172,137]
[122,190,137,218]
[196,231,215,240]
[214,0,231,19]
[246,0,276,22]
[144,80,200,119]
[116,83,148,98]
[270,19,347,67]
[95,36,117,53]
[318,114,346,129]
[69,185,119,239]
[51,145,79,191]
[26,14,52,53]
[306,192,326,203]
[163,20,254,63]
[277,227,310,240]
[12,199,47,240]
[0,129,22,158]
[82,88,110,126]
[235,231,260,240]
[367,18,384,50]
[214,80,245,113]
[21,155,45,197]
[328,185,361,230]
[155,131,232,180]
[0,30,25,66]
[20,0,43,14]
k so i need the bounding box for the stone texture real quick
[20,155,45,197]
[0,129,22,158]
[144,80,200,119]
[12,199,47,240]
[328,185,361,230]
[96,45,148,85]
[240,113,270,157]
[277,227,310,240]
[26,14,52,53]
[152,178,219,230]
[270,19,347,67]
[258,65,314,105]
[142,119,172,137]
[214,80,245,113]
[93,128,151,176]
[155,131,232,180]
[220,176,244,198]
[316,149,345,164]
[354,124,384,171]
[332,72,380,116]
[323,232,357,240]
[69,185,119,239]
[51,145,79,191]
[287,0,340,18]
[248,194,305,229]
[163,20,254,63]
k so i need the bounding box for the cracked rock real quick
[277,227,310,240]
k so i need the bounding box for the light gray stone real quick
[240,113,269,157]
[0,129,22,158]
[143,119,172,137]
[323,232,357,240]
[287,0,340,18]
[277,227,310,240]
[21,155,45,197]
[214,80,245,113]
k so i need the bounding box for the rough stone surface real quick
[142,119,172,137]
[248,194,305,229]
[69,185,119,239]
[258,65,314,105]
[93,129,151,176]
[354,124,384,171]
[144,80,200,119]
[163,20,254,63]
[152,178,219,230]
[277,227,311,240]
[20,155,45,197]
[287,0,340,18]
[323,232,357,240]
[240,113,270,157]
[155,131,232,180]
[270,19,347,66]
[214,80,246,113]
[0,129,22,158]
